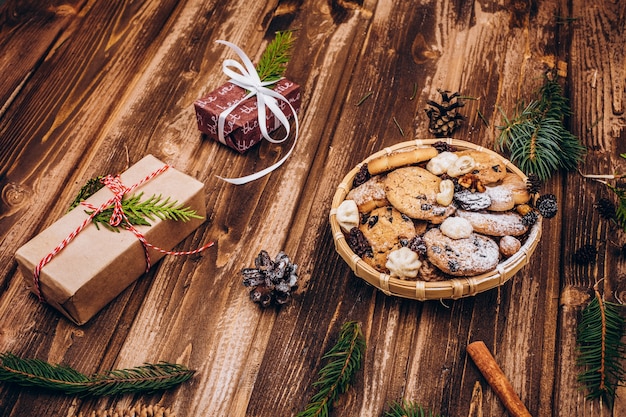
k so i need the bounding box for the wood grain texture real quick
[0,0,625,416]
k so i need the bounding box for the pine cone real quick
[521,210,539,226]
[573,244,597,265]
[425,90,465,137]
[526,173,542,194]
[595,197,617,221]
[242,250,298,307]
[536,194,558,218]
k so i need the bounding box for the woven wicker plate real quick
[329,139,542,300]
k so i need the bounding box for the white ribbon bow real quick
[216,40,299,185]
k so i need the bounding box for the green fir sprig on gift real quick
[255,31,295,82]
[0,352,195,396]
[383,400,444,417]
[88,192,203,232]
[297,321,366,417]
[68,176,105,211]
[69,176,202,232]
[496,74,586,181]
[576,283,626,408]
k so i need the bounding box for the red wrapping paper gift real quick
[194,78,301,153]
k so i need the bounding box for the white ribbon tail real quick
[218,98,299,185]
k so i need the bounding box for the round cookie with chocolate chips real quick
[455,150,507,185]
[359,206,417,272]
[385,166,456,224]
[423,228,500,276]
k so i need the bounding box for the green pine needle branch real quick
[256,31,295,82]
[68,176,105,211]
[297,321,366,417]
[68,176,202,232]
[576,283,626,408]
[88,192,202,232]
[496,75,586,181]
[0,353,195,396]
[383,400,443,417]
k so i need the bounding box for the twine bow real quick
[215,40,299,185]
[33,165,213,302]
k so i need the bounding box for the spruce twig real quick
[383,400,443,417]
[576,283,626,408]
[255,31,295,82]
[0,353,195,396]
[68,176,105,211]
[87,192,202,232]
[297,321,366,417]
[496,75,586,181]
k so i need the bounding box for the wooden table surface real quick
[1,1,625,416]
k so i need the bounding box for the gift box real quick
[194,78,301,153]
[15,155,207,325]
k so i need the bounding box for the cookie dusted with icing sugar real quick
[455,149,507,185]
[346,175,389,213]
[456,209,528,236]
[384,166,456,224]
[423,228,500,276]
[359,206,417,272]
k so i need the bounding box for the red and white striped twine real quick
[32,164,214,302]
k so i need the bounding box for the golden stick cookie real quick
[367,146,438,175]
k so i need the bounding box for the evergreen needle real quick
[384,400,443,417]
[0,353,195,396]
[496,75,586,181]
[87,192,202,232]
[576,285,626,408]
[297,321,366,417]
[256,31,295,82]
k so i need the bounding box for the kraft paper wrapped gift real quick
[15,155,207,325]
[194,78,301,153]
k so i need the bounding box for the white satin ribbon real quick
[215,40,299,185]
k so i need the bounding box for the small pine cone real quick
[347,227,373,258]
[536,194,558,218]
[424,90,465,137]
[595,197,617,221]
[521,210,539,226]
[526,173,542,194]
[352,163,371,188]
[621,244,626,258]
[573,244,597,265]
[242,251,299,308]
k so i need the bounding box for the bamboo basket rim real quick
[329,139,543,301]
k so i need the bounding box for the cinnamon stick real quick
[466,341,531,417]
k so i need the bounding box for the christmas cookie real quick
[455,150,507,185]
[456,210,528,236]
[346,175,389,213]
[359,206,417,272]
[423,228,500,276]
[453,189,491,211]
[385,166,456,224]
[368,146,438,175]
[336,200,360,233]
[499,235,521,257]
[386,247,422,279]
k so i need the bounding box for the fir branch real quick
[0,353,195,396]
[576,285,626,407]
[68,176,105,211]
[496,76,586,181]
[383,400,443,417]
[256,31,295,82]
[297,321,366,417]
[88,192,203,232]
